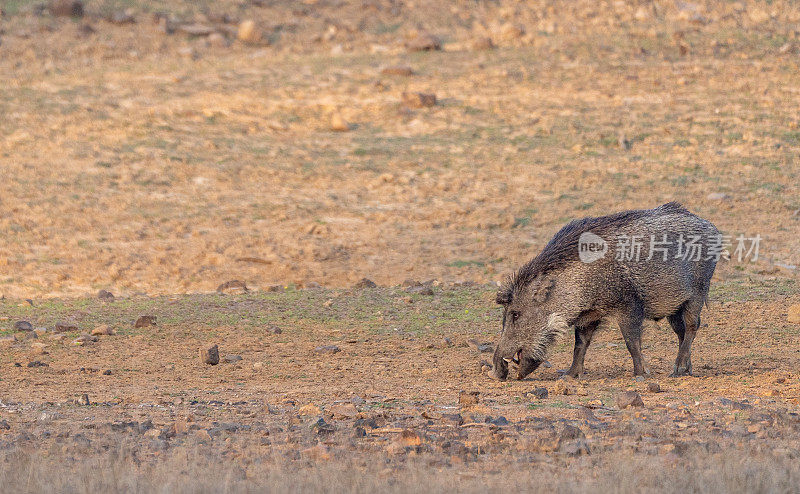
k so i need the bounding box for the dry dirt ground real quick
[1,0,800,297]
[1,0,800,492]
[1,280,800,492]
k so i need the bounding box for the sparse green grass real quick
[0,286,502,338]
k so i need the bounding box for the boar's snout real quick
[516,356,542,380]
[489,351,509,380]
[490,346,542,381]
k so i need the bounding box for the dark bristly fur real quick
[496,202,690,306]
[490,202,719,381]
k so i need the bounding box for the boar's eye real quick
[509,311,521,324]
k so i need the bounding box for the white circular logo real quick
[578,232,608,263]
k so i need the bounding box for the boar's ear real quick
[496,284,512,305]
[531,275,556,304]
[496,275,514,305]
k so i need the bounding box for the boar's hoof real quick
[669,363,693,377]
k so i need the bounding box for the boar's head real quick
[489,273,569,380]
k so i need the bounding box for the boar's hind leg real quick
[565,321,600,378]
[619,308,647,376]
[670,300,702,377]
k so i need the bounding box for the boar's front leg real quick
[618,307,648,377]
[565,321,600,378]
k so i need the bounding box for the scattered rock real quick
[405,284,434,295]
[647,382,662,393]
[108,9,135,24]
[75,394,90,406]
[252,362,264,370]
[49,0,83,17]
[495,22,525,42]
[216,280,248,294]
[560,438,591,456]
[467,339,493,353]
[91,325,114,336]
[177,23,216,36]
[223,354,243,363]
[97,289,115,301]
[134,315,157,328]
[103,369,112,375]
[788,304,800,324]
[194,429,213,443]
[27,360,48,368]
[237,19,261,43]
[309,417,335,435]
[490,416,509,426]
[73,334,98,346]
[557,425,590,454]
[14,321,33,332]
[718,397,753,410]
[553,380,576,396]
[559,424,585,441]
[200,345,220,365]
[459,390,480,406]
[268,325,283,334]
[441,337,454,347]
[353,278,377,288]
[380,65,414,76]
[315,345,340,354]
[298,404,321,416]
[31,342,47,354]
[330,403,359,419]
[405,32,441,51]
[471,37,495,50]
[54,322,78,333]
[401,92,437,108]
[706,192,731,201]
[530,387,549,399]
[0,420,9,430]
[616,391,644,409]
[330,112,350,131]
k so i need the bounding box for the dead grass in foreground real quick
[1,445,799,494]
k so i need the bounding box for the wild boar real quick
[490,202,720,380]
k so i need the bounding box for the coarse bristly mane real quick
[496,202,690,305]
